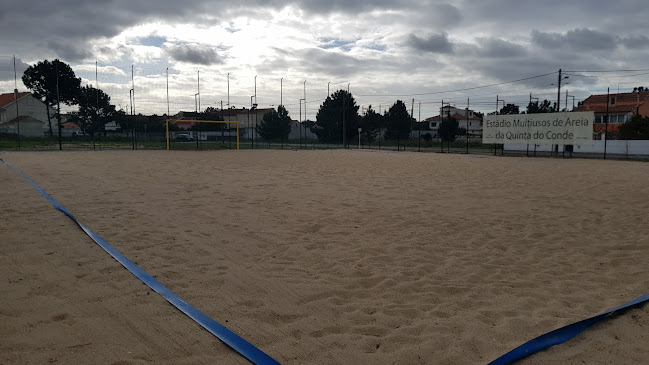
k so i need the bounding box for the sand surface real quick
[1,149,648,364]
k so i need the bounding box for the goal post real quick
[165,119,240,150]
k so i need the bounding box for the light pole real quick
[466,98,469,154]
[299,98,305,148]
[342,93,346,148]
[254,76,257,148]
[304,80,307,148]
[280,78,283,106]
[166,68,169,116]
[566,90,575,111]
[529,93,539,110]
[250,95,256,149]
[197,70,200,113]
[129,88,134,150]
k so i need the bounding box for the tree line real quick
[23,59,649,142]
[256,90,430,145]
[21,59,120,136]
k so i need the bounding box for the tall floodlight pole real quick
[328,82,330,97]
[254,75,258,148]
[250,95,254,148]
[440,100,444,153]
[605,87,609,159]
[56,61,62,150]
[132,65,136,149]
[227,73,230,121]
[556,69,562,112]
[303,80,307,148]
[166,68,169,116]
[343,83,350,148]
[466,98,470,154]
[197,70,200,113]
[280,78,283,106]
[95,61,98,149]
[299,98,305,147]
[342,91,346,148]
[418,100,422,152]
[130,89,134,149]
[13,56,20,149]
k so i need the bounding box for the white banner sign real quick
[483,112,594,145]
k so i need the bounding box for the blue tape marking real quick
[2,158,280,365]
[489,290,649,364]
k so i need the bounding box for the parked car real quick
[175,133,195,141]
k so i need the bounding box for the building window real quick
[431,122,437,127]
[610,96,616,106]
[595,116,602,124]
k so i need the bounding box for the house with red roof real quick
[0,91,56,134]
[574,89,649,135]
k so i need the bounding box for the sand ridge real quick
[1,149,648,364]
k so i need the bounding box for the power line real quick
[564,68,649,73]
[355,71,557,97]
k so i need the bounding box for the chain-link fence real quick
[1,55,648,159]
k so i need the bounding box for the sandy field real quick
[1,149,648,365]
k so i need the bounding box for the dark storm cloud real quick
[0,57,29,82]
[46,40,94,62]
[621,35,649,48]
[532,28,617,51]
[407,33,454,54]
[166,44,224,65]
[473,38,527,58]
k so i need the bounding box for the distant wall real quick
[504,139,649,156]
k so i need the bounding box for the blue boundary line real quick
[2,158,280,365]
[489,292,649,364]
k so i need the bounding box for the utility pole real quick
[605,87,609,159]
[556,69,562,112]
[166,68,169,116]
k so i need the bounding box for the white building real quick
[425,105,483,138]
[0,91,56,133]
[0,116,45,137]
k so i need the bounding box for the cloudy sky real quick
[1,0,649,119]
